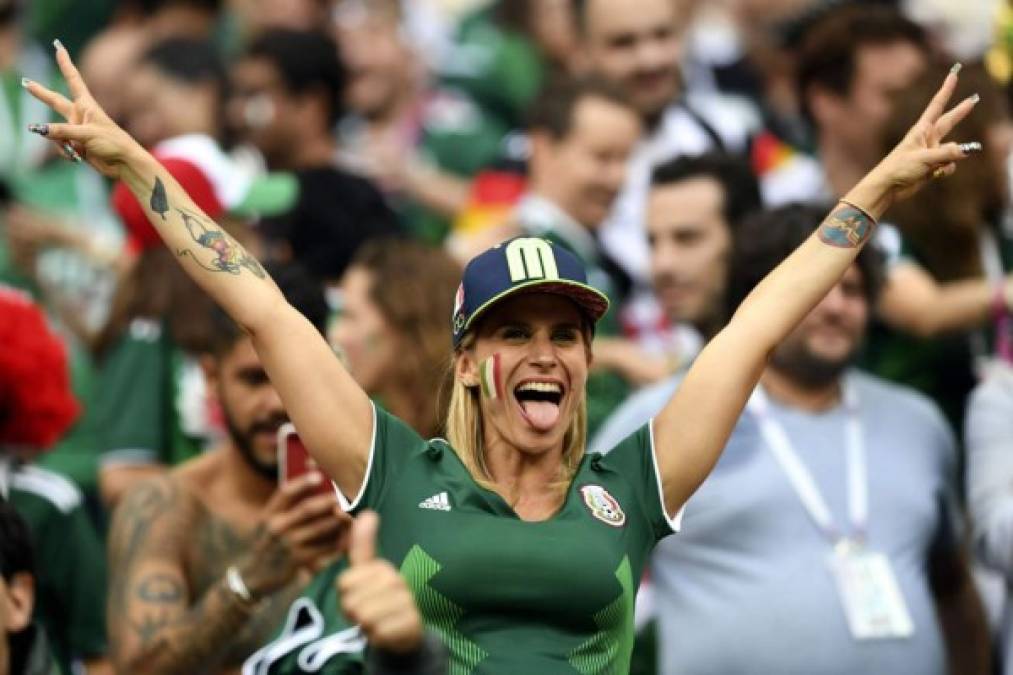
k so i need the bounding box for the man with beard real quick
[595,205,989,674]
[105,264,352,675]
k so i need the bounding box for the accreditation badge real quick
[828,543,914,640]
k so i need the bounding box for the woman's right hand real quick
[23,40,143,180]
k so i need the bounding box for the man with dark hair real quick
[595,204,989,674]
[568,0,760,288]
[795,4,930,198]
[229,29,400,282]
[105,263,353,675]
[592,152,761,449]
[0,500,58,675]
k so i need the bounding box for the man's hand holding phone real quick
[231,427,351,601]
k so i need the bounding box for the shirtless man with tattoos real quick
[105,264,348,675]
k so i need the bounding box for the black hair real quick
[0,0,21,25]
[795,4,928,123]
[527,75,634,138]
[725,203,884,318]
[569,0,588,31]
[0,499,34,582]
[207,262,329,356]
[130,0,222,15]
[650,153,762,233]
[141,37,227,91]
[245,29,347,127]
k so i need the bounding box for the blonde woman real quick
[25,44,979,673]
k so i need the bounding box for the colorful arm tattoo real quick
[175,208,266,278]
[817,202,876,249]
[146,179,266,278]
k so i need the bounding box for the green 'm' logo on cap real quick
[505,238,559,283]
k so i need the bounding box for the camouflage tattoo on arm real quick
[817,202,876,248]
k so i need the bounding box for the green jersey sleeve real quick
[242,563,364,675]
[597,421,683,543]
[9,467,108,671]
[342,404,431,513]
[94,320,167,466]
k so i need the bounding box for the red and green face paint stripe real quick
[479,354,504,400]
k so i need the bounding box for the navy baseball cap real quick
[451,237,610,347]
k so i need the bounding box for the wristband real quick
[837,199,878,226]
[225,565,256,606]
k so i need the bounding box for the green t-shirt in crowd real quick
[7,161,122,495]
[342,405,677,674]
[93,318,214,469]
[3,462,107,675]
[438,8,545,130]
[862,223,1013,432]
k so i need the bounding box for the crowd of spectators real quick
[2,0,1013,673]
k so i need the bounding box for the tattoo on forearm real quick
[818,203,875,248]
[136,573,185,603]
[144,177,267,279]
[175,208,267,278]
[150,178,169,220]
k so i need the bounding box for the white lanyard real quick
[747,380,867,548]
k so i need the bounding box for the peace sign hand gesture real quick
[871,63,981,207]
[22,40,143,179]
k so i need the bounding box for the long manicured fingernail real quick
[960,142,983,155]
[950,62,963,76]
[970,93,980,104]
[27,123,49,136]
[20,77,31,89]
[53,39,64,52]
[61,142,83,163]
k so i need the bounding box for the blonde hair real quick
[443,332,588,498]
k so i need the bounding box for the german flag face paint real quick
[479,353,504,400]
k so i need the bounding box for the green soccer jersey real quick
[1,461,108,675]
[93,318,215,469]
[244,562,365,675]
[345,405,679,675]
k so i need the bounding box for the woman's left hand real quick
[869,64,980,207]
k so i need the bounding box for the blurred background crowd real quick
[4,0,1013,673]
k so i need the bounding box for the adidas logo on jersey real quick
[419,492,452,512]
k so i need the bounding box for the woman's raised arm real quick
[652,65,980,517]
[25,41,373,498]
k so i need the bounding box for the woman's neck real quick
[482,436,568,521]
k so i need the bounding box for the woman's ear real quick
[3,573,35,634]
[455,350,479,388]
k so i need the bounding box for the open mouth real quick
[513,381,564,431]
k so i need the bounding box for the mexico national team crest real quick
[580,484,625,527]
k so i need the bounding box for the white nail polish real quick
[950,62,963,76]
[20,77,29,88]
[52,38,64,52]
[970,93,980,104]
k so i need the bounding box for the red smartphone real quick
[277,423,334,497]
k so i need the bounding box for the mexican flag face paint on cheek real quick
[479,353,504,400]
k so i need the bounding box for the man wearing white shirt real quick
[594,204,989,674]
